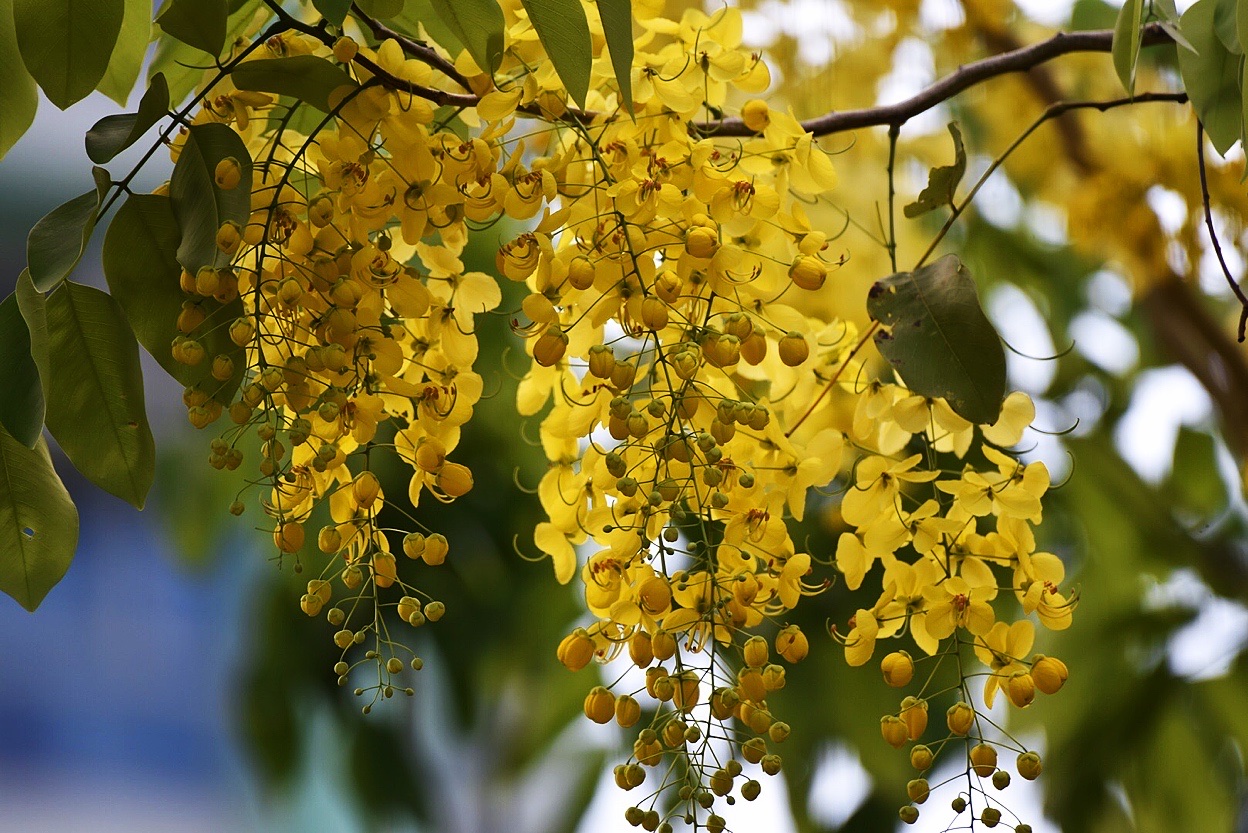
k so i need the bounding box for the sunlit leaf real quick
[231,56,359,113]
[594,0,633,113]
[86,73,170,164]
[356,0,405,18]
[0,429,77,612]
[169,122,253,272]
[427,0,505,75]
[1112,0,1143,94]
[1179,0,1243,154]
[97,0,152,105]
[521,0,592,107]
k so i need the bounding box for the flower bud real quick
[776,625,809,663]
[970,742,998,777]
[567,256,596,290]
[402,532,426,559]
[881,651,914,687]
[981,808,1001,827]
[332,35,359,63]
[615,694,641,727]
[437,462,474,498]
[907,778,930,804]
[741,99,770,132]
[587,344,616,378]
[533,325,568,366]
[1005,671,1036,708]
[214,157,241,190]
[640,295,669,331]
[880,715,908,748]
[743,635,769,668]
[789,255,828,291]
[946,701,974,735]
[352,471,381,509]
[1031,654,1069,695]
[1016,751,1043,781]
[582,685,615,723]
[685,225,719,258]
[910,744,934,771]
[778,331,809,366]
[557,628,595,671]
[422,533,449,566]
[274,521,304,553]
[899,805,919,825]
[992,769,1011,790]
[629,630,654,668]
[900,696,928,740]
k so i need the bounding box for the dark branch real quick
[1195,122,1248,342]
[348,2,474,93]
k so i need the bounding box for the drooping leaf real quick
[866,254,1006,425]
[1178,0,1244,155]
[149,0,263,104]
[520,0,593,107]
[427,0,505,75]
[26,175,109,292]
[0,429,77,612]
[0,0,37,160]
[1154,0,1196,51]
[12,0,124,109]
[44,281,155,509]
[1112,0,1143,95]
[97,0,152,105]
[903,122,966,218]
[356,0,405,18]
[157,0,228,58]
[594,0,633,113]
[312,0,353,26]
[86,73,170,164]
[14,271,49,402]
[170,122,253,272]
[102,193,245,403]
[0,292,44,448]
[231,56,360,113]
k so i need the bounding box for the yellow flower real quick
[973,619,1035,708]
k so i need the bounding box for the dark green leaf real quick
[97,0,152,105]
[866,254,1006,424]
[0,0,37,160]
[390,0,463,54]
[45,281,155,509]
[103,194,245,403]
[427,0,505,75]
[0,429,77,611]
[231,56,360,113]
[312,0,353,25]
[157,0,228,57]
[1112,0,1143,94]
[356,0,405,18]
[0,292,43,448]
[903,122,966,218]
[149,0,263,104]
[170,122,253,272]
[12,0,124,109]
[27,186,104,292]
[15,271,49,401]
[594,0,633,113]
[1178,0,1243,154]
[520,0,592,107]
[86,73,170,164]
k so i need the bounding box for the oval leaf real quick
[13,0,124,109]
[0,429,78,612]
[45,281,155,509]
[27,187,103,292]
[312,0,353,26]
[97,0,152,105]
[521,0,592,107]
[594,0,633,113]
[427,0,505,75]
[1112,0,1143,95]
[1178,0,1243,155]
[86,73,170,164]
[103,194,245,403]
[0,0,38,160]
[866,254,1006,425]
[15,270,49,399]
[157,0,227,57]
[170,122,253,272]
[149,0,263,104]
[231,56,360,113]
[0,291,44,448]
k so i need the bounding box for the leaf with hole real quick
[13,0,124,109]
[86,73,170,164]
[170,122,253,273]
[521,0,593,107]
[0,428,78,612]
[866,254,1006,425]
[45,281,155,509]
[904,122,966,218]
[231,56,360,113]
[157,0,228,57]
[427,0,505,75]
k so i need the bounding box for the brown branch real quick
[348,2,473,93]
[1195,122,1248,342]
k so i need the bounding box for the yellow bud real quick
[1031,654,1069,695]
[414,437,446,472]
[615,694,641,727]
[742,736,767,764]
[672,670,700,711]
[628,629,654,668]
[910,744,934,771]
[566,256,596,290]
[740,332,767,365]
[318,529,341,559]
[651,629,677,661]
[776,625,809,663]
[308,579,332,604]
[738,667,766,703]
[436,462,474,498]
[741,98,770,133]
[587,345,616,379]
[778,331,809,366]
[274,521,304,553]
[210,354,234,382]
[880,715,908,748]
[970,742,998,777]
[900,696,928,740]
[422,533,449,566]
[214,157,241,190]
[684,225,719,258]
[881,650,914,687]
[742,635,769,668]
[397,595,421,622]
[424,600,445,621]
[788,255,828,291]
[655,270,682,303]
[583,685,615,724]
[300,593,323,616]
[216,221,242,255]
[533,325,568,367]
[229,317,254,346]
[906,778,930,804]
[372,552,397,587]
[402,531,426,559]
[177,303,205,334]
[639,295,669,331]
[702,333,741,367]
[1005,671,1036,708]
[946,701,974,736]
[557,628,596,671]
[351,471,381,509]
[899,805,919,825]
[610,361,636,390]
[1016,751,1043,780]
[332,35,359,63]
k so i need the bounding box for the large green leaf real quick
[231,56,359,113]
[866,254,1006,425]
[45,281,155,509]
[1179,0,1243,155]
[26,173,110,293]
[102,193,245,403]
[594,0,633,112]
[903,122,966,218]
[0,292,44,448]
[12,0,124,109]
[520,0,592,107]
[97,0,152,105]
[356,0,405,18]
[312,0,353,26]
[427,0,505,75]
[86,73,170,164]
[1112,0,1143,95]
[0,0,37,160]
[170,122,253,272]
[157,0,228,58]
[391,0,463,55]
[0,429,77,612]
[15,270,49,400]
[149,0,263,104]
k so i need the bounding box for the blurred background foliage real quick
[5,0,1248,831]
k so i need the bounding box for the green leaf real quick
[356,0,405,18]
[15,271,49,401]
[45,281,155,509]
[170,122,253,272]
[427,0,505,75]
[86,73,170,164]
[1112,0,1144,95]
[594,0,633,113]
[149,0,263,104]
[157,0,228,58]
[1179,0,1243,155]
[0,0,37,160]
[1215,0,1242,53]
[231,56,360,113]
[521,0,592,107]
[97,0,152,105]
[390,0,463,54]
[13,0,124,109]
[312,0,353,25]
[1166,428,1227,520]
[0,292,44,448]
[102,194,245,403]
[866,254,1006,425]
[26,177,109,292]
[903,122,966,218]
[0,429,77,612]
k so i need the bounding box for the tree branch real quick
[348,2,474,93]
